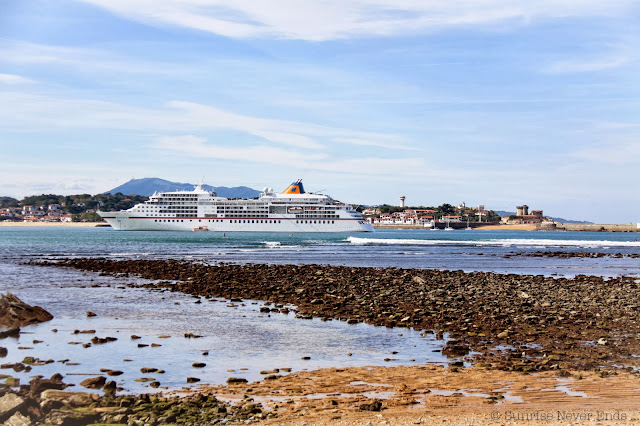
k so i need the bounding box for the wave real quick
[346,237,640,248]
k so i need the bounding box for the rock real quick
[186,377,200,383]
[264,375,281,380]
[192,362,206,368]
[140,367,158,373]
[5,377,19,387]
[86,311,97,317]
[0,292,53,328]
[79,376,106,389]
[0,328,20,339]
[106,370,123,376]
[0,394,25,422]
[0,293,53,329]
[47,408,99,425]
[150,381,161,388]
[226,377,247,384]
[41,389,97,406]
[28,375,66,395]
[90,336,117,344]
[359,400,383,411]
[0,347,6,357]
[3,412,31,426]
[103,380,117,397]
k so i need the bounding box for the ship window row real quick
[296,220,335,224]
[154,219,185,222]
[227,219,282,224]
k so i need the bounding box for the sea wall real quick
[554,223,639,232]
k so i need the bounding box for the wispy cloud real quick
[0,90,410,152]
[573,138,640,165]
[333,137,419,151]
[155,134,327,163]
[78,0,637,41]
[0,73,34,85]
[155,134,423,175]
[543,55,632,73]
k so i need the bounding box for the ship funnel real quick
[282,179,305,194]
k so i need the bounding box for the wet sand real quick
[201,364,640,425]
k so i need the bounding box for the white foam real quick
[346,236,640,249]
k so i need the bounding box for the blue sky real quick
[1,0,638,223]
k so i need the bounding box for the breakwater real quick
[553,223,639,232]
[38,258,640,372]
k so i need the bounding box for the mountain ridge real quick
[105,178,261,199]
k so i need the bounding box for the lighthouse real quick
[399,195,406,208]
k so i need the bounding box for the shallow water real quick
[1,261,452,393]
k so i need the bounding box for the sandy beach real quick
[474,224,537,231]
[0,221,106,227]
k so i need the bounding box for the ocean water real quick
[1,226,639,393]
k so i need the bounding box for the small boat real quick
[287,206,303,213]
[192,226,209,232]
[444,218,454,231]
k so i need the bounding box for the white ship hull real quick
[98,180,373,233]
[100,213,372,233]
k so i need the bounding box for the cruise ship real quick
[98,180,374,233]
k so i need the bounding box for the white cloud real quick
[0,91,411,155]
[0,73,34,85]
[543,55,632,73]
[333,137,420,151]
[0,89,418,176]
[78,0,636,41]
[573,139,640,165]
[155,134,327,163]
[155,134,423,175]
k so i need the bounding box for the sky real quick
[0,1,638,223]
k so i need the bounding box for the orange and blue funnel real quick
[282,179,305,194]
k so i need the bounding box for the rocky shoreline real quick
[504,251,640,259]
[0,373,272,425]
[34,258,640,373]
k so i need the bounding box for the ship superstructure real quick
[98,180,373,232]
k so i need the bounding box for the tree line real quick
[0,193,148,214]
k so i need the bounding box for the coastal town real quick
[0,192,539,227]
[2,192,639,232]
